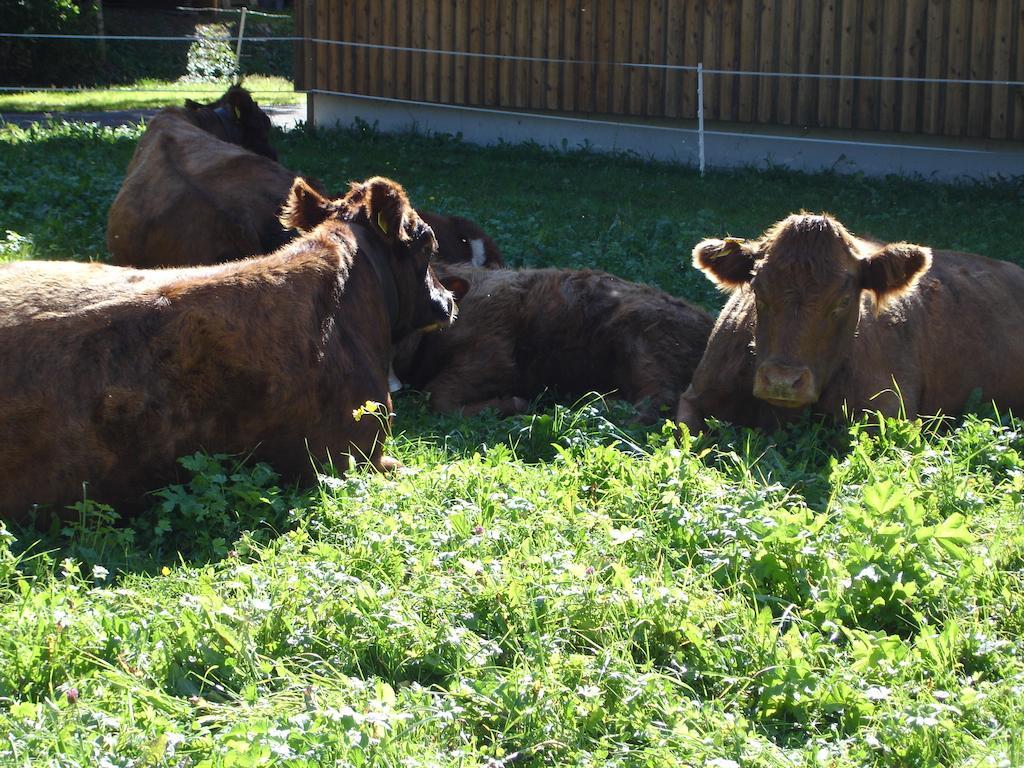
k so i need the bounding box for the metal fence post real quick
[697,62,705,177]
[236,7,248,62]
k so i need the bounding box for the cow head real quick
[185,84,277,161]
[421,212,505,267]
[693,213,932,409]
[281,176,458,339]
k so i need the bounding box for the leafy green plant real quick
[146,453,294,561]
[182,23,239,83]
[0,0,100,86]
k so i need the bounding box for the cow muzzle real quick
[753,362,817,408]
[417,278,458,332]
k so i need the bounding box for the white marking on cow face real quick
[470,238,487,267]
[388,362,403,393]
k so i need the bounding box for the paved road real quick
[0,102,307,131]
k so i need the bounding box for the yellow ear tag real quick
[724,237,744,246]
[233,105,241,120]
[377,211,389,235]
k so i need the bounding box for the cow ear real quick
[184,98,201,110]
[440,275,470,301]
[356,177,412,243]
[224,85,251,120]
[692,237,757,290]
[861,242,932,310]
[280,177,332,232]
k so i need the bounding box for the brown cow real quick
[421,212,504,268]
[393,264,713,420]
[676,212,1024,432]
[0,176,456,524]
[106,96,504,270]
[106,86,302,269]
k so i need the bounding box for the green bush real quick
[0,0,100,86]
[182,23,239,84]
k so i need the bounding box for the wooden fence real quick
[295,0,1024,140]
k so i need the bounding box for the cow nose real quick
[753,362,817,407]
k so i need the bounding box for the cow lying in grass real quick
[393,264,713,420]
[0,176,456,524]
[106,85,304,269]
[676,212,1024,432]
[106,86,504,270]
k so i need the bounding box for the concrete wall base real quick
[310,92,1024,183]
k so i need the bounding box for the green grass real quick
[1,121,1023,766]
[0,76,301,113]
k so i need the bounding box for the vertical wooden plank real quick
[393,0,407,99]
[757,0,777,123]
[563,0,580,112]
[718,0,740,122]
[410,0,425,100]
[454,0,468,104]
[796,0,819,125]
[339,0,356,93]
[353,0,367,93]
[1015,0,1024,140]
[546,0,563,110]
[836,0,858,128]
[817,0,838,128]
[612,1,632,114]
[424,0,439,101]
[646,0,666,116]
[944,0,970,136]
[856,0,881,130]
[922,0,945,134]
[967,1,992,136]
[337,0,350,92]
[899,0,927,133]
[682,0,702,118]
[737,0,757,122]
[439,1,454,103]
[990,0,1014,138]
[577,0,595,112]
[664,0,686,118]
[327,0,341,94]
[465,0,479,105]
[776,0,797,124]
[380,0,395,98]
[514,0,530,107]
[315,0,329,93]
[530,0,547,110]
[483,0,499,105]
[594,0,614,113]
[629,0,648,114]
[367,1,381,97]
[292,0,304,91]
[499,0,514,107]
[701,0,720,119]
[877,0,901,131]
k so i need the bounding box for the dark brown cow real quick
[393,264,713,419]
[421,212,504,268]
[106,86,302,269]
[676,212,1024,432]
[0,177,456,524]
[106,100,503,271]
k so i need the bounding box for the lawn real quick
[0,76,301,114]
[0,120,1023,767]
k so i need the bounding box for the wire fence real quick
[3,24,1022,177]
